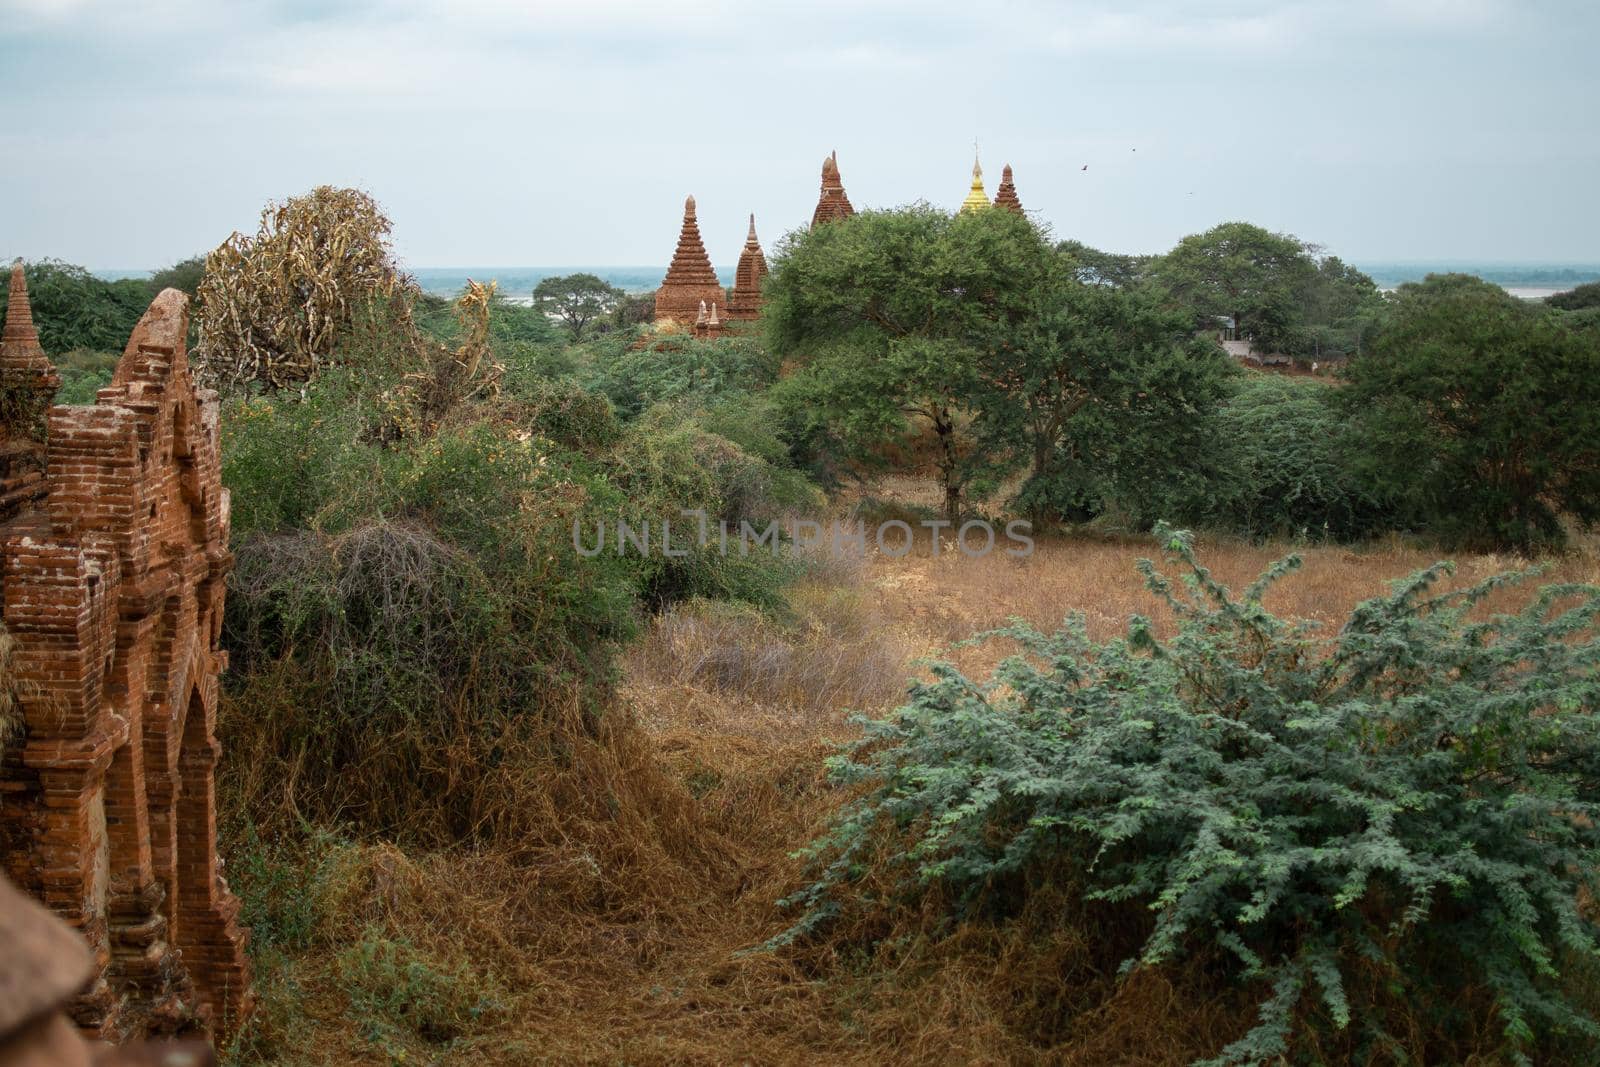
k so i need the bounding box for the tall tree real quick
[978,272,1235,527]
[1342,274,1600,551]
[532,273,625,339]
[1153,221,1317,355]
[766,205,1047,526]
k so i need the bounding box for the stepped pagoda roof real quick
[654,196,728,327]
[726,214,769,321]
[993,164,1023,213]
[810,152,855,228]
[1,261,58,390]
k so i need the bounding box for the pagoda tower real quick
[1,260,60,396]
[0,261,60,521]
[993,164,1024,214]
[726,214,769,321]
[960,153,990,213]
[654,196,728,328]
[810,151,855,228]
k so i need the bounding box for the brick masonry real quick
[0,279,252,1044]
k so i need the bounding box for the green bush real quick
[1342,275,1600,552]
[1206,375,1395,541]
[778,527,1600,1065]
[1,259,152,353]
[52,349,120,405]
[587,332,781,419]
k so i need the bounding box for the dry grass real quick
[224,480,1600,1065]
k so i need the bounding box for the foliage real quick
[337,929,506,1051]
[1342,274,1600,551]
[603,407,811,609]
[1201,376,1395,541]
[219,364,640,838]
[587,332,781,419]
[195,186,408,391]
[609,291,656,329]
[0,258,151,353]
[1151,224,1383,360]
[778,527,1600,1065]
[533,272,625,339]
[983,277,1236,529]
[765,204,1053,526]
[1058,239,1154,290]
[149,255,208,298]
[1548,281,1600,312]
[1153,222,1316,353]
[50,349,120,405]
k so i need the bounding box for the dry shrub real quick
[220,475,1600,1065]
[197,187,404,391]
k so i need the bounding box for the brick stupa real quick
[1,261,59,394]
[993,164,1024,214]
[725,214,769,321]
[654,196,728,328]
[0,261,61,521]
[810,152,855,228]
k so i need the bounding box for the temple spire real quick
[993,163,1024,214]
[811,151,855,228]
[960,150,990,213]
[727,213,769,322]
[1,260,59,393]
[654,195,728,328]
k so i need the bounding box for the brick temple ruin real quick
[0,262,252,1044]
[993,164,1024,213]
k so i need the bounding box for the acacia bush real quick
[1205,375,1395,541]
[778,527,1600,1064]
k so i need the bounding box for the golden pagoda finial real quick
[960,144,990,213]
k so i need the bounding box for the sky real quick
[2,0,1596,272]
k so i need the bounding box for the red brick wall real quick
[0,289,251,1043]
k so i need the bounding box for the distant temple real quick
[811,152,855,228]
[993,164,1023,214]
[725,214,768,322]
[960,154,990,213]
[654,196,729,329]
[651,150,1029,338]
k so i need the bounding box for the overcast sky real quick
[2,0,1595,271]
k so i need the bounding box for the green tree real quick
[777,529,1600,1065]
[149,255,207,298]
[1548,280,1600,312]
[1153,222,1317,355]
[1342,274,1600,551]
[765,205,1050,527]
[1057,239,1153,290]
[1301,255,1385,360]
[0,259,151,353]
[532,272,625,339]
[981,277,1235,528]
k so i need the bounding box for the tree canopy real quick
[532,272,626,339]
[1342,273,1600,551]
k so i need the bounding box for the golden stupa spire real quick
[960,144,990,213]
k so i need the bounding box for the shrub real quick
[1206,375,1395,541]
[777,526,1600,1064]
[1,259,151,353]
[1342,275,1600,552]
[196,186,408,391]
[588,333,781,419]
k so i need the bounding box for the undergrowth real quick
[776,524,1600,1065]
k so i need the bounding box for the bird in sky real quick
[1081,164,1088,171]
